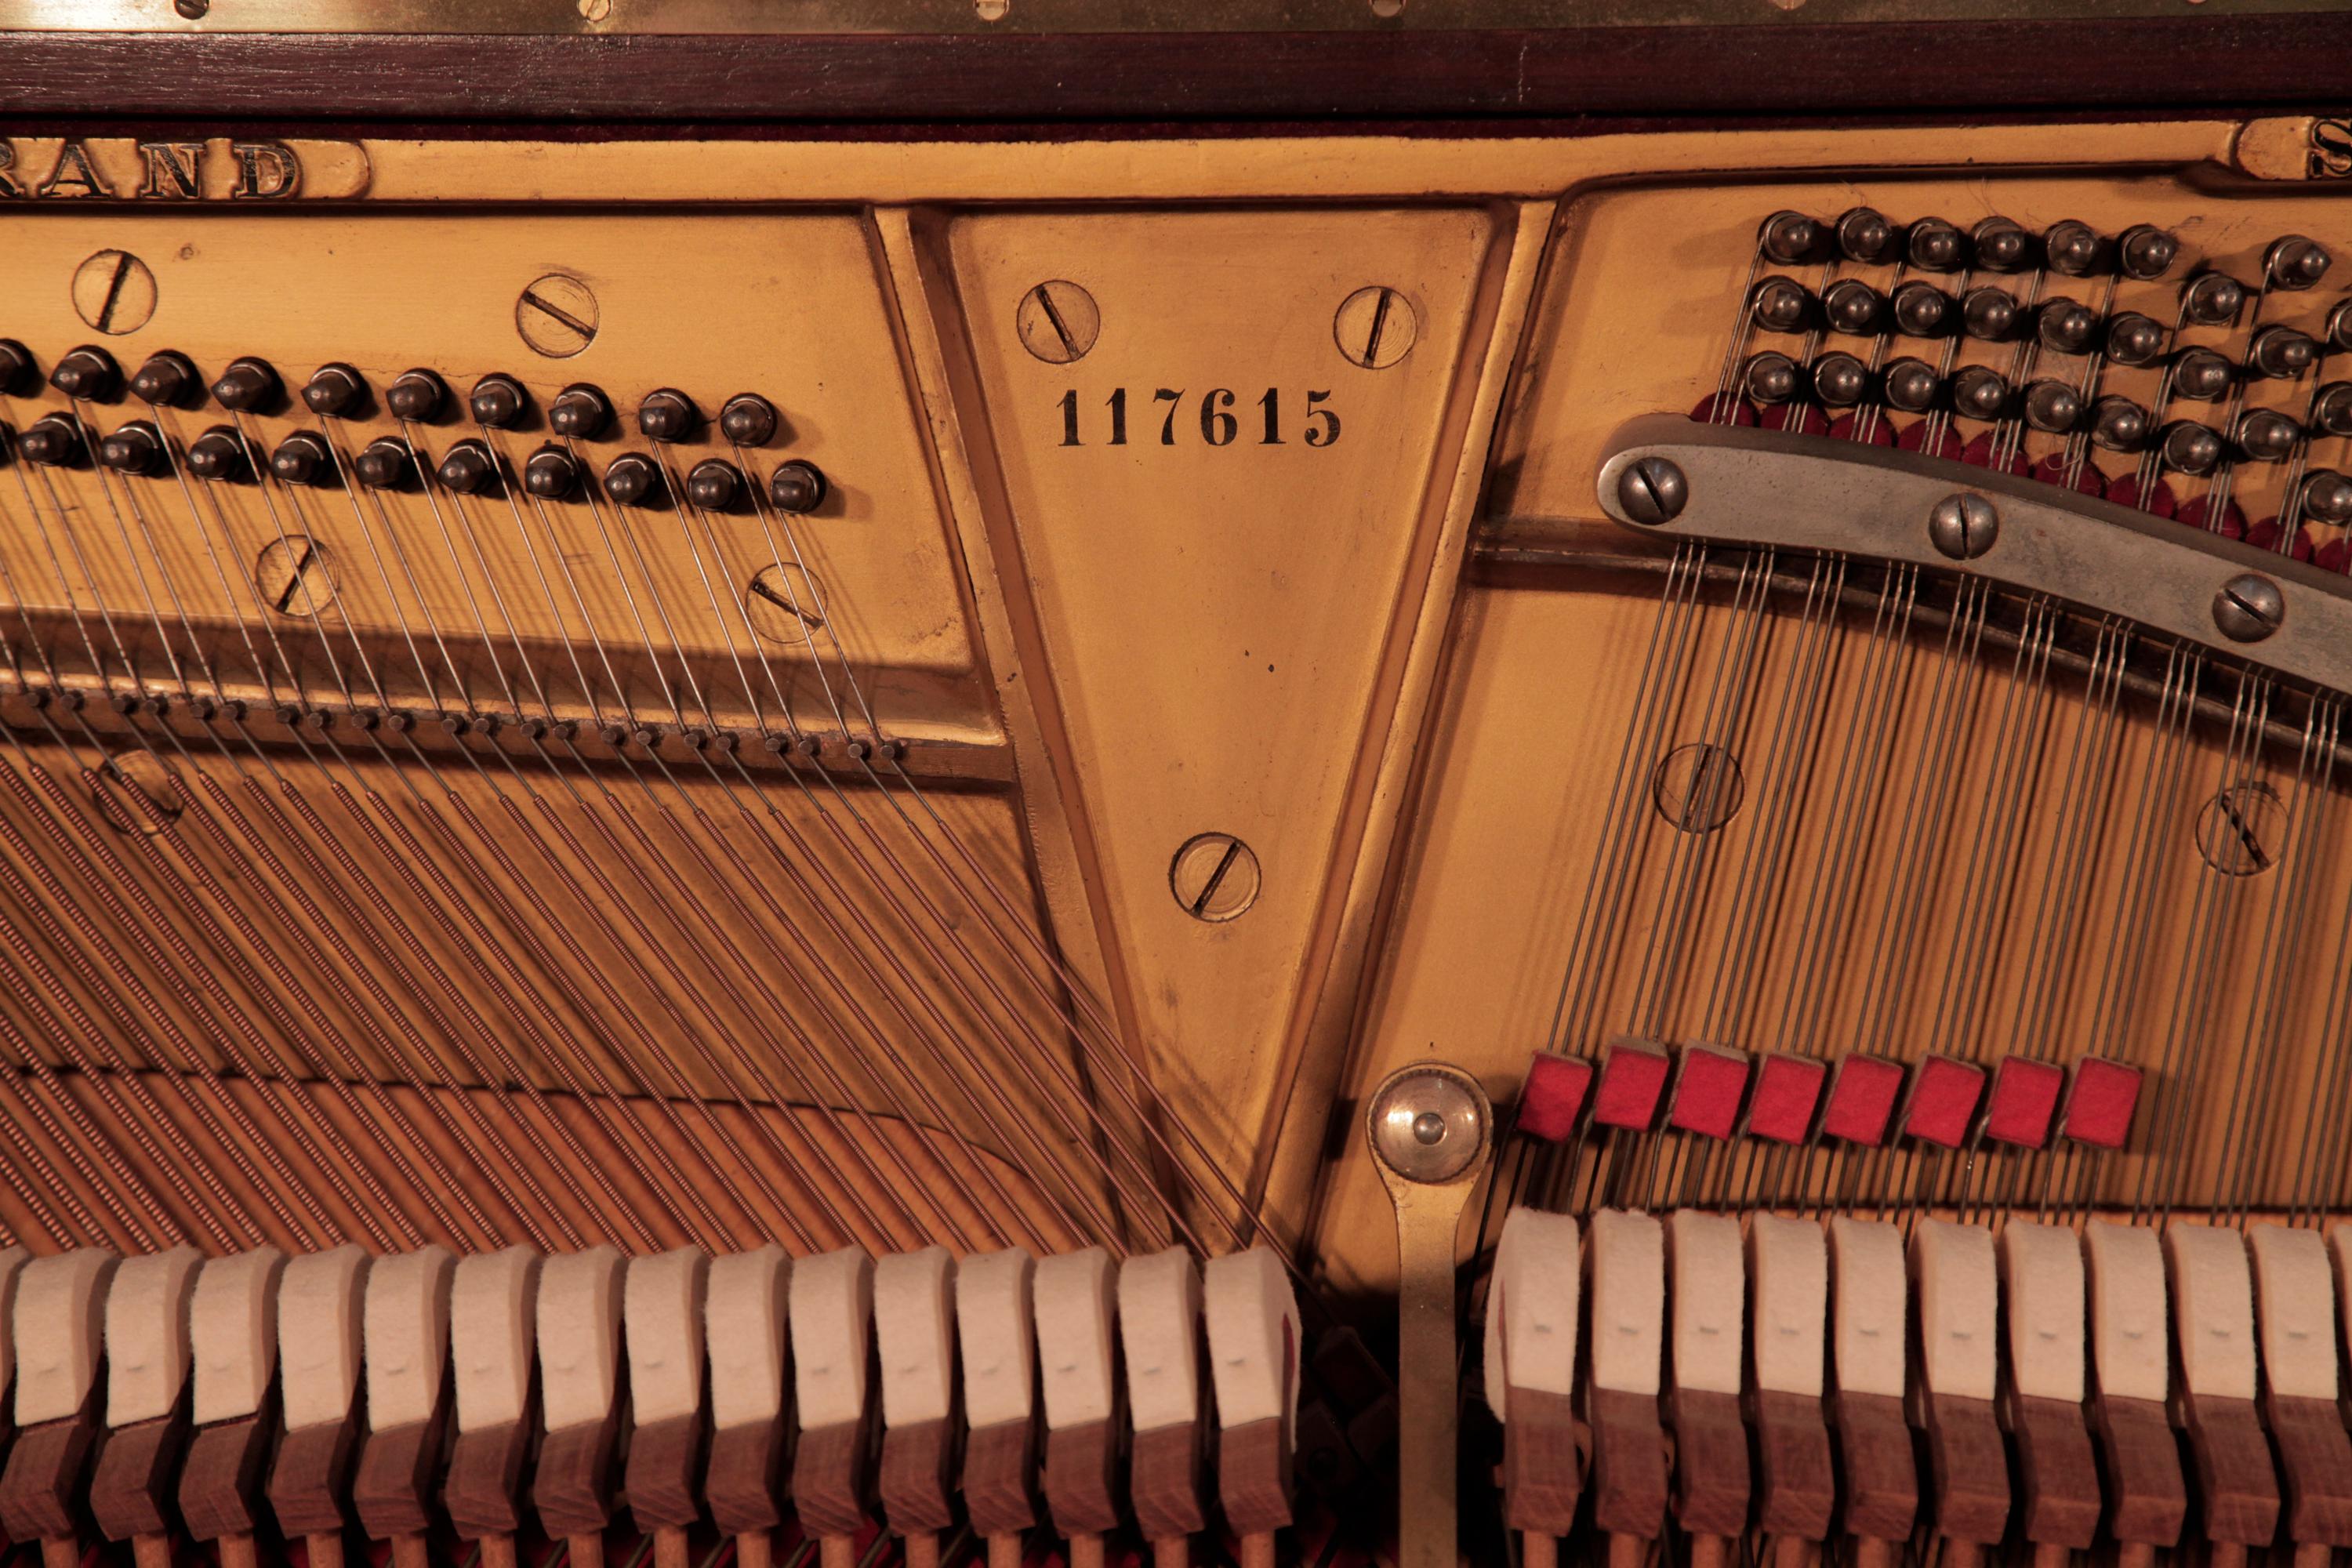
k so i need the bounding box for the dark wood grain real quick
[1829,1392,1916,1545]
[178,1408,278,1543]
[0,19,2346,125]
[1500,1388,1583,1540]
[89,1411,187,1542]
[1750,1390,1832,1544]
[2009,1396,2099,1552]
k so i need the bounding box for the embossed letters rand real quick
[0,137,372,200]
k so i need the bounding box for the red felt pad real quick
[1819,1054,1905,1146]
[2031,452,2106,498]
[1959,431,2031,476]
[1742,1052,1828,1144]
[1591,1041,1672,1131]
[2059,1056,2144,1150]
[1980,1055,2065,1149]
[1519,1052,1595,1144]
[1667,1045,1751,1140]
[1897,1054,1987,1148]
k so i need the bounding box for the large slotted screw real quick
[1616,456,1688,524]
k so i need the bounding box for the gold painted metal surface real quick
[9,138,2352,1568]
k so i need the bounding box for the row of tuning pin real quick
[1723,211,2352,539]
[0,341,828,514]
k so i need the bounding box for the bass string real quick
[427,425,996,1257]
[311,418,737,1251]
[99,419,586,1252]
[2209,695,2340,1228]
[2129,670,2269,1228]
[357,430,868,1254]
[609,439,1145,1253]
[718,434,1308,1265]
[508,435,1061,1255]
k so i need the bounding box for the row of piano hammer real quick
[0,1243,1301,1568]
[1483,1210,2352,1568]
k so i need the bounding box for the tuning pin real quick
[2235,408,2301,463]
[96,421,163,475]
[211,357,281,412]
[1882,358,1940,414]
[2105,311,2166,367]
[1891,281,1951,337]
[435,439,497,495]
[129,350,199,407]
[470,373,528,428]
[685,458,743,511]
[637,389,699,442]
[522,445,581,499]
[1812,351,1871,408]
[2043,220,2102,277]
[1759,211,1820,266]
[2180,273,2245,328]
[0,340,34,397]
[1748,277,1810,334]
[1906,217,1965,272]
[2036,299,2099,356]
[1961,286,2018,342]
[768,459,828,514]
[1970,216,2030,272]
[1950,365,2009,422]
[2158,419,2223,476]
[548,383,613,439]
[2118,223,2180,281]
[386,368,449,422]
[2169,347,2234,401]
[17,414,80,466]
[2300,470,2352,524]
[2090,396,2150,452]
[2249,325,2318,380]
[185,426,249,481]
[2266,235,2332,291]
[1742,350,1799,405]
[719,393,780,447]
[602,452,661,505]
[49,345,119,401]
[1835,206,1896,265]
[303,364,368,417]
[2022,380,2082,434]
[270,430,335,485]
[2314,382,2352,437]
[353,438,411,490]
[1822,280,1883,336]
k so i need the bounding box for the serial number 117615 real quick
[1056,387,1342,448]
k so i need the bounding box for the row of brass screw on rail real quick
[1739,210,2352,515]
[0,340,829,516]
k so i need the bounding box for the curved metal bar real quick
[1595,413,2352,696]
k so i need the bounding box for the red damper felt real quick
[1760,405,1827,436]
[1980,1055,2065,1149]
[1959,431,2031,476]
[2178,495,2248,539]
[1591,1041,1672,1132]
[1819,1054,1906,1147]
[1898,423,1962,462]
[1667,1045,1751,1140]
[1519,1052,1595,1144]
[2058,1057,2143,1150]
[1896,1054,1986,1148]
[1741,1053,1828,1144]
[2031,453,2106,497]
[1690,394,1758,426]
[1828,415,1897,448]
[2107,474,2177,519]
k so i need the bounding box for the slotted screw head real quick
[1617,456,1687,525]
[2214,574,2284,642]
[1928,492,1998,560]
